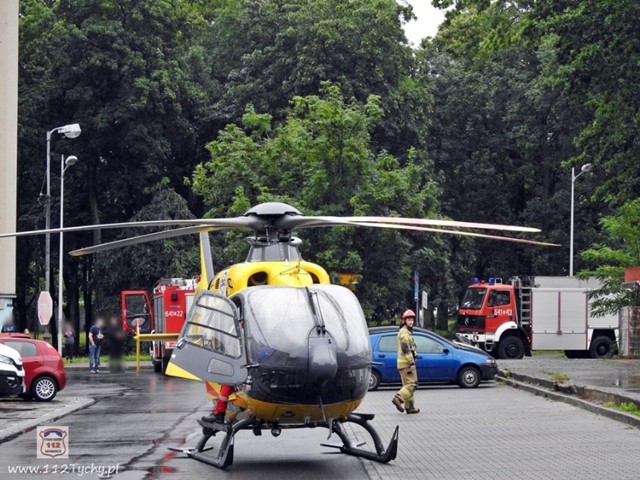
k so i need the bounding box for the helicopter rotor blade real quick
[276,215,358,230]
[354,222,560,247]
[0,217,255,240]
[69,225,223,257]
[342,216,541,233]
[274,214,542,233]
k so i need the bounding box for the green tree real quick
[193,84,448,322]
[435,0,640,208]
[536,0,640,207]
[214,0,413,117]
[423,0,612,284]
[93,185,200,316]
[578,198,640,316]
[17,0,215,335]
[207,0,430,161]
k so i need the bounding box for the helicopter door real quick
[167,291,247,384]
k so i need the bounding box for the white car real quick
[0,342,25,397]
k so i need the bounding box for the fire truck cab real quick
[122,278,196,373]
[457,276,619,360]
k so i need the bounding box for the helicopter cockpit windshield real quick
[239,284,371,404]
[241,285,370,364]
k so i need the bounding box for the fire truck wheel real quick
[457,366,481,388]
[497,336,525,360]
[589,336,615,359]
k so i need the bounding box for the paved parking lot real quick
[359,384,640,480]
[0,395,93,441]
[3,370,640,479]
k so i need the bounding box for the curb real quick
[0,396,95,442]
[499,369,640,405]
[497,375,640,430]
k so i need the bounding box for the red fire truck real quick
[122,278,196,373]
[456,276,619,360]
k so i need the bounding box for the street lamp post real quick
[44,124,80,339]
[57,155,78,355]
[569,163,593,277]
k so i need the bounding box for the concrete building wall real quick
[0,0,19,324]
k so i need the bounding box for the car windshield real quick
[461,288,486,310]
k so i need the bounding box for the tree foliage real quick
[13,0,640,332]
[93,185,200,315]
[17,0,215,334]
[192,84,448,321]
[578,198,640,315]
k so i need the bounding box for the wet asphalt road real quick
[6,357,640,479]
[0,370,367,480]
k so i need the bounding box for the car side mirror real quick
[443,348,449,354]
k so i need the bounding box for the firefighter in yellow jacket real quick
[391,309,420,414]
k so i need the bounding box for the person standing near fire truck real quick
[391,309,420,414]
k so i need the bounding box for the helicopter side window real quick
[170,291,247,384]
[184,294,241,358]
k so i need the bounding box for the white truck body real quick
[530,276,618,350]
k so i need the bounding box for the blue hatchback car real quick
[368,326,497,390]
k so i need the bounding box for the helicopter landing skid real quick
[169,413,398,469]
[170,416,255,469]
[321,413,399,464]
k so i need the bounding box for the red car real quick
[0,333,67,401]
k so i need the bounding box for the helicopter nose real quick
[307,332,338,389]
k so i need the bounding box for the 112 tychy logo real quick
[37,426,69,459]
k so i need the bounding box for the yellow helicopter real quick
[2,201,557,468]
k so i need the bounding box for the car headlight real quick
[485,358,496,365]
[0,354,14,365]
